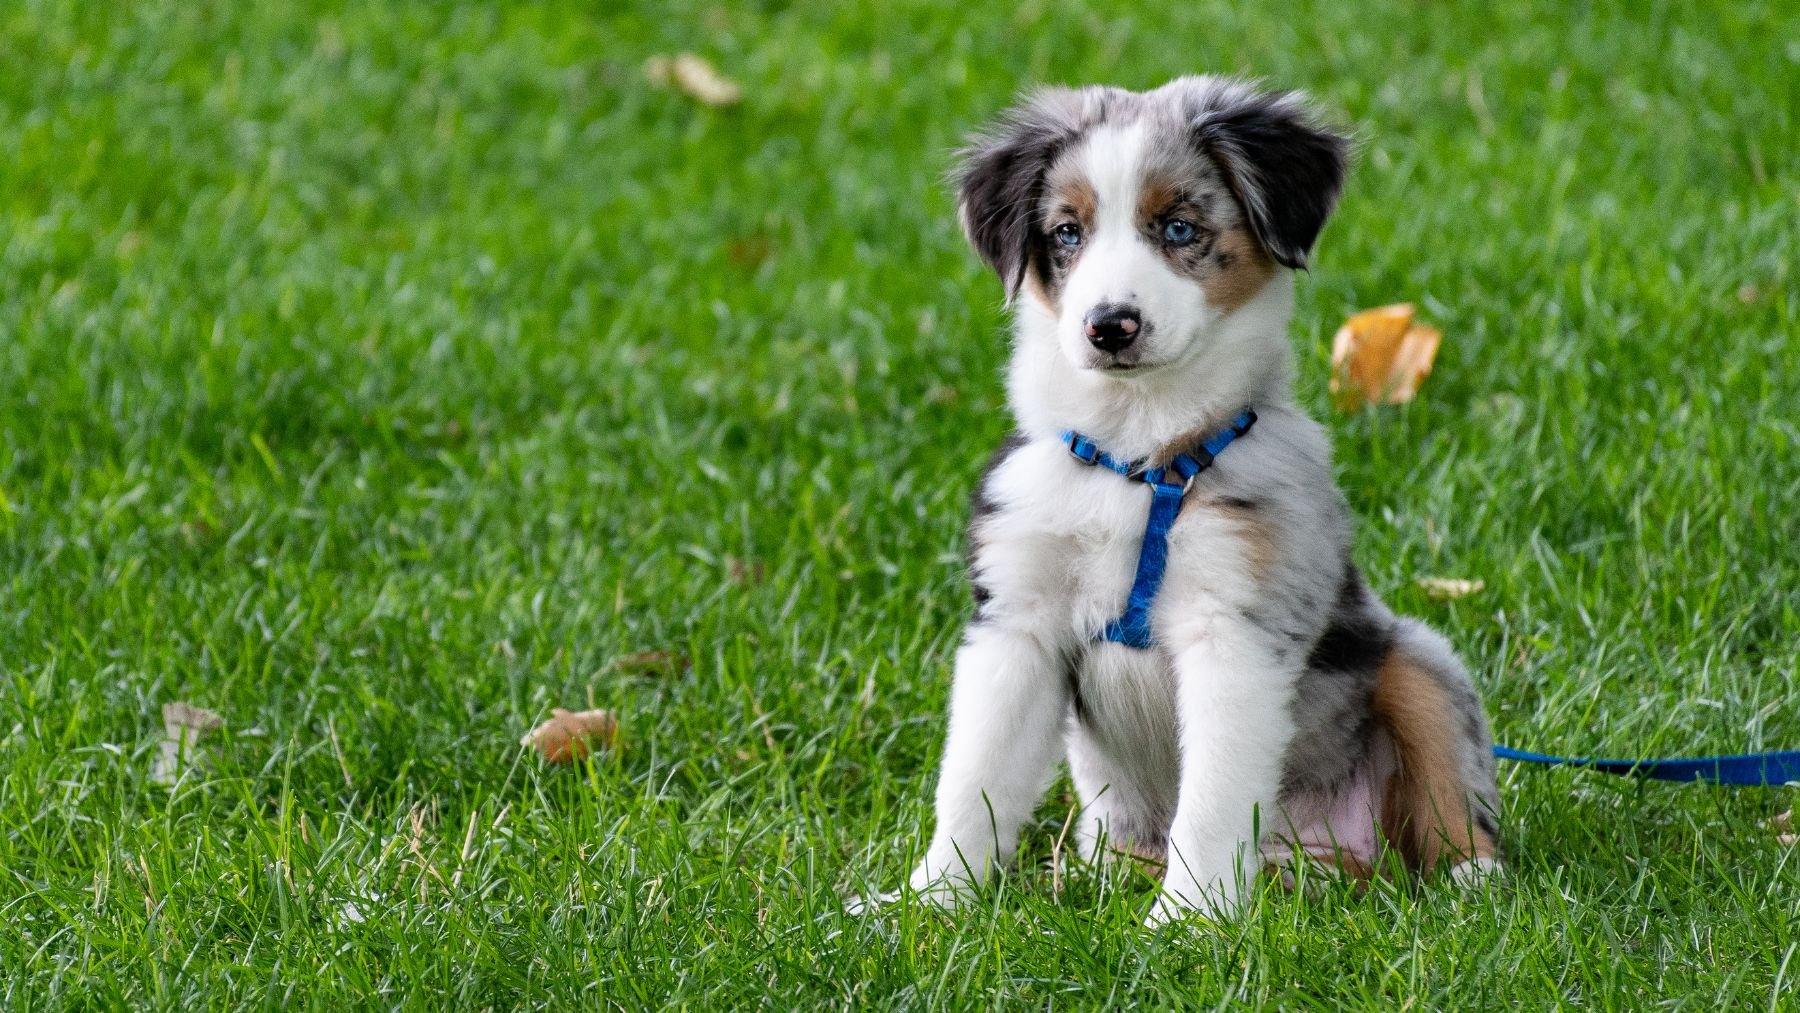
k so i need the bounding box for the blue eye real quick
[1054,224,1082,248]
[1163,219,1197,244]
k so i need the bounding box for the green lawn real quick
[3,0,1797,1007]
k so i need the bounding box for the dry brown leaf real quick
[1416,576,1485,600]
[1330,303,1442,410]
[727,236,772,268]
[1773,809,1793,834]
[613,650,689,677]
[179,518,216,544]
[163,701,225,732]
[644,52,741,107]
[521,708,618,764]
[151,701,225,786]
[727,556,766,586]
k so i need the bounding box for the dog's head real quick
[955,77,1348,376]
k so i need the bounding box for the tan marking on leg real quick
[1200,228,1276,313]
[1321,850,1377,882]
[1090,839,1167,879]
[1264,848,1378,899]
[1171,489,1277,581]
[1123,840,1167,878]
[1372,652,1499,873]
[1153,419,1280,581]
[1222,503,1278,582]
[1273,850,1377,883]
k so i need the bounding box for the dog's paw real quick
[1144,891,1231,930]
[846,870,975,916]
[1142,893,1189,929]
[846,863,986,921]
[1447,855,1503,889]
[1145,866,1244,929]
[843,889,901,916]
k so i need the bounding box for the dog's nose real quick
[1084,304,1142,353]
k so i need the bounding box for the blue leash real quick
[1060,408,1798,788]
[1061,408,1257,650]
[1492,744,1800,786]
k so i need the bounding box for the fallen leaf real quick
[150,701,225,786]
[179,519,216,544]
[1773,809,1792,833]
[727,236,772,268]
[336,892,383,926]
[727,556,766,586]
[644,52,741,107]
[521,708,618,764]
[613,650,689,676]
[1779,833,1797,848]
[1416,576,1485,600]
[1330,303,1442,410]
[163,701,225,731]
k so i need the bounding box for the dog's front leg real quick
[1148,629,1297,925]
[904,623,1070,905]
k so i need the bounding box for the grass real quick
[2,0,1797,1006]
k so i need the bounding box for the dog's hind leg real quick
[1371,619,1503,880]
[1064,648,1179,876]
[1067,725,1172,875]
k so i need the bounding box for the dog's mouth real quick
[1088,354,1166,375]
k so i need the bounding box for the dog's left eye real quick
[1054,224,1083,248]
[1162,219,1197,244]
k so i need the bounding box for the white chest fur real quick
[975,438,1262,647]
[976,440,1148,641]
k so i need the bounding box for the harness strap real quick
[1061,408,1256,650]
[1493,744,1800,786]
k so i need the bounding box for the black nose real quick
[1084,304,1142,353]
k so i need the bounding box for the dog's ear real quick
[1190,87,1349,270]
[953,89,1084,301]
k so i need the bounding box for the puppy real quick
[874,77,1501,925]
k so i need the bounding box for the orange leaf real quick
[1330,303,1442,410]
[521,708,618,764]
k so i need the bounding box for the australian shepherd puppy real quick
[867,77,1502,925]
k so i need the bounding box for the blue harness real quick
[1060,408,1257,650]
[1058,408,1799,787]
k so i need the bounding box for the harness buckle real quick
[1064,434,1100,465]
[1143,467,1188,498]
